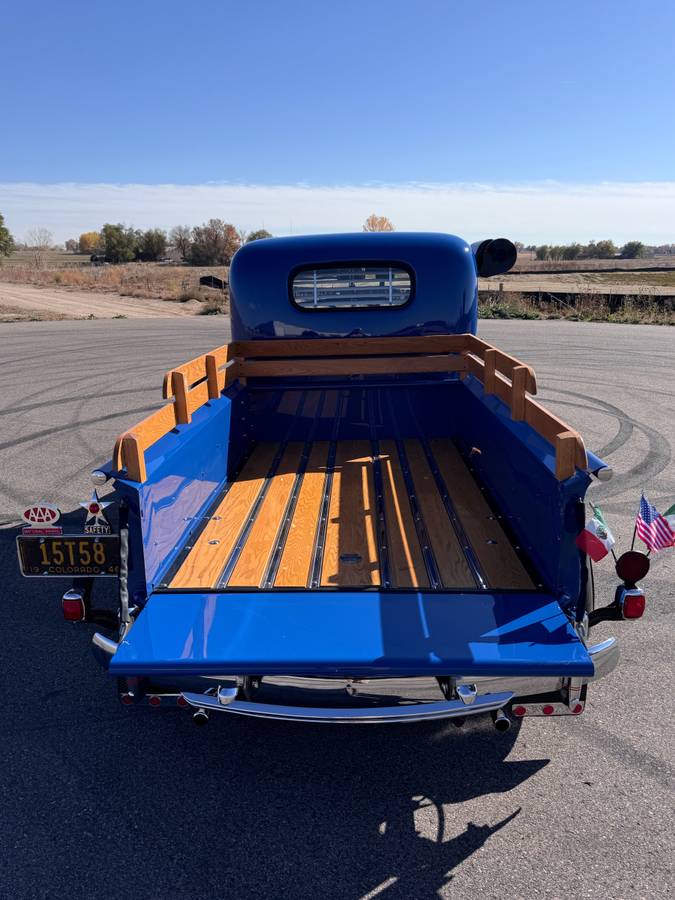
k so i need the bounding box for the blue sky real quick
[2,0,675,241]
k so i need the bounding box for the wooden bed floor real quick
[169,438,534,591]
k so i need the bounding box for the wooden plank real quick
[238,354,467,379]
[320,440,380,587]
[525,398,587,470]
[173,372,191,425]
[163,343,231,398]
[379,440,429,589]
[483,349,497,395]
[170,443,277,588]
[301,390,321,420]
[404,440,476,588]
[227,443,304,587]
[205,354,220,400]
[321,390,338,419]
[232,335,470,359]
[556,431,578,481]
[511,366,528,420]
[274,442,329,588]
[278,391,301,415]
[465,335,537,393]
[121,432,146,483]
[113,402,179,478]
[430,439,533,589]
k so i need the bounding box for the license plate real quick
[17,534,120,577]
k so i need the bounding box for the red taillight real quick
[148,695,161,707]
[121,693,134,705]
[62,593,85,621]
[621,589,646,619]
[177,695,189,708]
[512,705,527,717]
[542,704,555,716]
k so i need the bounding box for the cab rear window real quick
[291,264,413,309]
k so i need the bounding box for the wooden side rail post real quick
[172,372,191,425]
[483,349,497,395]
[555,432,579,481]
[510,366,528,421]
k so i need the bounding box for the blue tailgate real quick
[109,591,594,678]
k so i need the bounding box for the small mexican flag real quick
[664,504,675,534]
[576,505,616,562]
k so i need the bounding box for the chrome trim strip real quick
[179,690,513,724]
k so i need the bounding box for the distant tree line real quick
[526,240,674,261]
[62,222,274,266]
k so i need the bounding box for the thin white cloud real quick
[1,180,674,245]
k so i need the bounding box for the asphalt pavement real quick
[1,318,673,899]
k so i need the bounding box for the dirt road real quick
[0,281,201,319]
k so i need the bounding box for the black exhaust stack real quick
[471,238,518,277]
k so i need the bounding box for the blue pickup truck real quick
[21,232,637,729]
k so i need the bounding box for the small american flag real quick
[636,495,675,552]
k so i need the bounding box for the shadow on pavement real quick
[1,517,548,900]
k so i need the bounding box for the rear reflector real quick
[621,589,646,619]
[148,695,161,707]
[62,591,86,622]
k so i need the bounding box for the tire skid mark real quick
[577,723,675,791]
[0,404,161,453]
[0,385,157,418]
[539,389,671,497]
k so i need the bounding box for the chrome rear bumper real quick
[181,689,514,724]
[176,637,619,725]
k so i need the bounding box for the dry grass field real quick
[1,250,674,324]
[0,258,229,308]
[2,249,94,268]
[512,251,675,273]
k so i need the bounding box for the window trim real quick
[288,260,416,312]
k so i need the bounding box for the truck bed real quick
[164,436,533,592]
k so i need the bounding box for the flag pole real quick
[630,494,642,551]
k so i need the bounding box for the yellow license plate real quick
[17,535,120,577]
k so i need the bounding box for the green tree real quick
[620,240,647,259]
[535,245,549,260]
[0,212,15,259]
[100,223,139,263]
[593,239,617,258]
[139,228,168,261]
[188,219,240,266]
[246,229,273,242]
[562,243,583,260]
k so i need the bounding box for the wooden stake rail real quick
[113,334,586,483]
